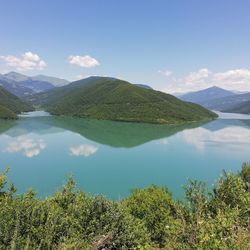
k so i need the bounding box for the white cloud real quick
[162,68,250,94]
[69,144,98,157]
[4,136,47,158]
[68,55,100,68]
[184,68,211,83]
[0,52,47,71]
[213,69,250,84]
[158,69,172,77]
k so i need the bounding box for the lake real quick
[0,111,250,199]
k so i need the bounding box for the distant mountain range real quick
[223,100,250,114]
[179,86,235,103]
[27,76,217,124]
[179,86,250,114]
[0,72,69,98]
[5,71,247,122]
[0,72,153,99]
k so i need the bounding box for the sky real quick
[0,0,250,93]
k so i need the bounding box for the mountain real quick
[0,72,54,97]
[202,92,250,111]
[223,100,250,114]
[179,86,235,104]
[179,86,250,114]
[0,76,35,97]
[0,86,34,119]
[30,77,217,124]
[31,75,69,86]
[0,105,16,119]
[2,72,30,82]
[26,76,117,105]
[0,72,69,98]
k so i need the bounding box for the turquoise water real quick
[0,112,250,199]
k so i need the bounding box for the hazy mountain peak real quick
[32,75,69,86]
[207,86,222,90]
[4,71,29,82]
[180,86,235,103]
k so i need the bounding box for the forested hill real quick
[0,86,34,119]
[30,77,217,124]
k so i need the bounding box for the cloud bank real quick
[0,52,47,71]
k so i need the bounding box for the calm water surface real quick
[0,111,249,199]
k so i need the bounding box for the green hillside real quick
[41,77,217,124]
[0,86,34,119]
[0,105,17,119]
[26,76,111,106]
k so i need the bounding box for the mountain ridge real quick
[179,86,250,114]
[32,77,217,124]
[0,72,69,98]
[223,100,250,114]
[179,86,235,103]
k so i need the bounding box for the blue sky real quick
[0,0,250,93]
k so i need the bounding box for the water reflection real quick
[0,116,207,148]
[181,126,250,152]
[1,115,250,152]
[43,117,206,148]
[69,144,98,157]
[0,120,16,134]
[3,135,47,158]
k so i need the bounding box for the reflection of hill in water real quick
[2,117,64,137]
[1,116,206,147]
[1,115,249,148]
[0,120,17,134]
[203,119,250,132]
[44,117,205,148]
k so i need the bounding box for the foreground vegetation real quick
[0,164,249,249]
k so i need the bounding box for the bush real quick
[0,164,249,249]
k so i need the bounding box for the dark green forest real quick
[0,86,34,119]
[28,77,217,124]
[0,163,249,249]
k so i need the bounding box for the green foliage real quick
[30,77,217,124]
[0,105,17,119]
[0,86,34,119]
[123,186,177,247]
[240,162,250,191]
[0,164,249,249]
